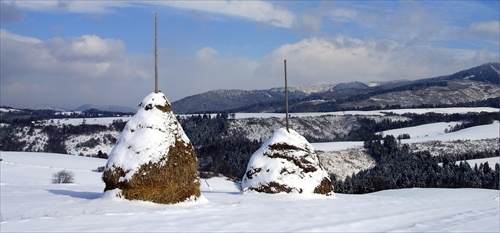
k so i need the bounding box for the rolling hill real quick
[171,63,500,114]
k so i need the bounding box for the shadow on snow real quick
[47,189,102,200]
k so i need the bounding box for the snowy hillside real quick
[379,121,500,143]
[1,152,498,232]
[16,107,495,158]
[312,120,499,180]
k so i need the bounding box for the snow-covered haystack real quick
[102,92,201,204]
[242,128,334,196]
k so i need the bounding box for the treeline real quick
[286,97,500,113]
[0,108,132,124]
[446,114,496,133]
[338,97,500,112]
[179,113,261,180]
[333,135,499,194]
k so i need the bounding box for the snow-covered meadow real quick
[1,152,499,232]
[312,120,499,151]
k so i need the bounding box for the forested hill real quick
[171,63,500,114]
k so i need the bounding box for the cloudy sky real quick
[1,1,499,109]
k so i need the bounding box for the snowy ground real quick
[1,152,499,232]
[380,121,499,143]
[313,120,499,151]
[458,157,500,167]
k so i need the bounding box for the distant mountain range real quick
[73,104,136,113]
[171,63,500,114]
[25,104,136,113]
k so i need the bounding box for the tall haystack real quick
[241,128,334,195]
[102,92,201,204]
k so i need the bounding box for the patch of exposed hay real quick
[268,143,302,151]
[313,177,334,195]
[245,167,262,179]
[249,181,299,194]
[142,94,172,112]
[265,143,318,173]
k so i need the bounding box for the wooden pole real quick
[284,59,289,133]
[154,12,159,93]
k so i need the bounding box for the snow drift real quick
[242,128,334,195]
[102,92,201,204]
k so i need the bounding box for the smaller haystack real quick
[102,92,201,204]
[242,128,334,195]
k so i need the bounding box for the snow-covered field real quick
[381,121,500,143]
[458,157,500,167]
[313,120,499,151]
[1,152,499,232]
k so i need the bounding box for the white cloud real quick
[196,47,219,60]
[256,36,499,86]
[10,0,294,28]
[468,21,500,39]
[6,0,133,14]
[68,35,125,60]
[7,0,295,28]
[157,1,295,28]
[0,29,41,43]
[0,30,150,109]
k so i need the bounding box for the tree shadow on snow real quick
[47,189,102,200]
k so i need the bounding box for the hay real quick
[103,138,200,204]
[242,128,334,196]
[313,177,334,195]
[102,92,201,204]
[248,181,296,194]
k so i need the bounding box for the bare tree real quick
[52,170,74,183]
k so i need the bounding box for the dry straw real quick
[102,102,200,204]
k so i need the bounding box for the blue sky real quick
[1,0,499,109]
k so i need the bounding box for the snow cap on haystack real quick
[102,92,201,204]
[242,128,334,195]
